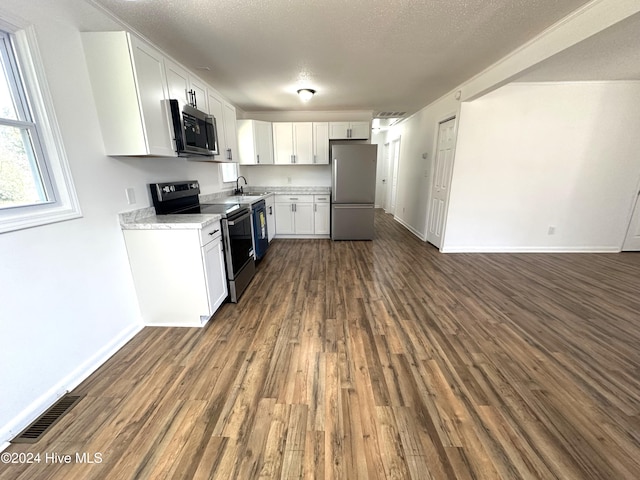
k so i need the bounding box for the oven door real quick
[224,209,254,279]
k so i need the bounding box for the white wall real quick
[0,0,236,445]
[443,82,640,252]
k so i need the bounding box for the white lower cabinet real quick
[314,195,330,235]
[123,220,227,326]
[274,203,295,234]
[294,203,314,234]
[274,194,330,237]
[202,235,228,313]
[265,194,276,242]
[274,195,314,235]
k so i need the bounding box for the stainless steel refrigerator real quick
[331,144,378,240]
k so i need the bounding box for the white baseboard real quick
[440,245,621,253]
[274,234,330,239]
[394,216,426,241]
[0,322,143,446]
[0,442,9,453]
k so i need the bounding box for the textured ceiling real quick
[516,12,640,83]
[89,0,595,114]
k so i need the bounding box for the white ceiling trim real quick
[460,0,640,101]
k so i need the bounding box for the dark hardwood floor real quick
[2,210,640,479]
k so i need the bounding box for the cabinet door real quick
[349,121,370,140]
[265,197,276,242]
[203,236,228,314]
[329,122,349,140]
[207,92,227,159]
[189,76,208,112]
[223,102,238,162]
[293,122,313,164]
[165,59,190,105]
[237,119,257,164]
[314,203,330,235]
[294,203,314,234]
[312,122,329,164]
[273,122,294,164]
[129,36,175,156]
[256,121,274,164]
[275,203,295,234]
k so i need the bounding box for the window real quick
[220,162,239,184]
[0,31,51,209]
[0,25,80,233]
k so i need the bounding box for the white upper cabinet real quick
[328,121,370,140]
[207,91,238,162]
[273,122,313,164]
[82,32,175,157]
[222,101,239,162]
[237,119,274,164]
[312,122,329,164]
[165,59,207,112]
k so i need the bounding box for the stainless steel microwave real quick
[167,99,219,157]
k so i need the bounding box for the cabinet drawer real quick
[313,195,330,203]
[200,220,222,245]
[275,194,314,203]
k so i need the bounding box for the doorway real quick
[426,117,456,249]
[386,138,401,215]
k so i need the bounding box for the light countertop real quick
[120,213,221,230]
[119,185,330,230]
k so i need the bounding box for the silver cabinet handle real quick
[290,197,298,200]
[314,204,317,212]
[269,206,272,215]
[227,148,232,161]
[257,154,260,164]
[313,154,316,164]
[208,229,219,235]
[291,154,294,164]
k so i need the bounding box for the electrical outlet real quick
[126,187,136,205]
[548,225,556,235]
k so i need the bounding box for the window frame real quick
[0,21,80,234]
[219,162,239,184]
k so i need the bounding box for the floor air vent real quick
[12,394,84,443]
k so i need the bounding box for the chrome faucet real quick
[235,176,247,194]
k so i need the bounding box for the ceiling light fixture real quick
[297,88,316,102]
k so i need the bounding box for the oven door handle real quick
[227,211,252,226]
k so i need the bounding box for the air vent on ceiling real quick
[374,111,407,118]
[12,394,84,443]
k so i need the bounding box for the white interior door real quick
[427,117,456,248]
[388,138,400,215]
[622,189,640,250]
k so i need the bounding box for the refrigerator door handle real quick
[332,160,337,202]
